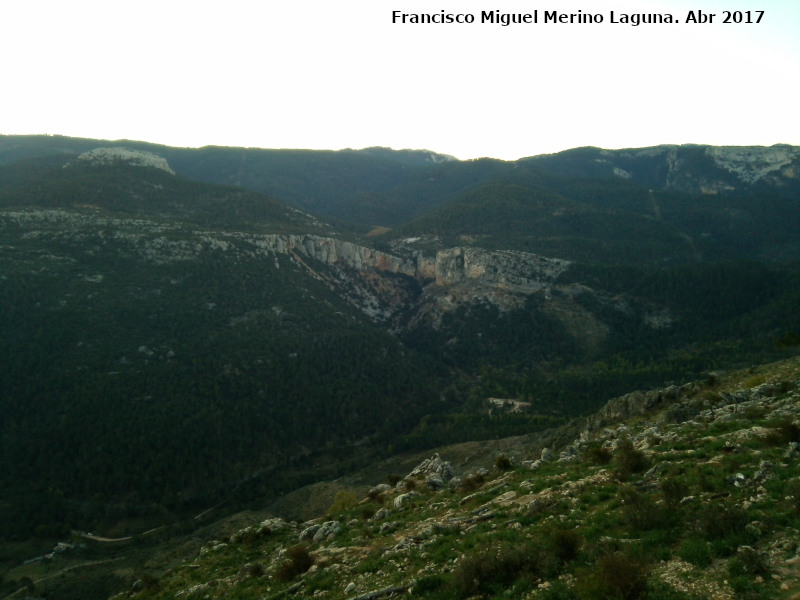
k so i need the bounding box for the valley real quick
[1,137,799,598]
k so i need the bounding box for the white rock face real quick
[74,147,175,174]
[613,167,632,179]
[230,235,569,294]
[434,247,570,292]
[707,145,800,184]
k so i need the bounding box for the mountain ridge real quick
[3,137,798,219]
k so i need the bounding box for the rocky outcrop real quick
[299,520,343,543]
[231,234,572,325]
[707,145,800,184]
[248,236,569,295]
[267,235,422,278]
[584,383,693,432]
[393,492,417,510]
[536,144,800,196]
[72,147,176,174]
[401,453,456,491]
[3,207,574,328]
[434,247,570,292]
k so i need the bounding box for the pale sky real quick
[2,0,798,160]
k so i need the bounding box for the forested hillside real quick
[0,156,446,540]
[1,137,799,560]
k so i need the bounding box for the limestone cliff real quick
[251,236,569,294]
[72,147,176,174]
[707,144,800,184]
[625,144,800,194]
[534,144,800,196]
[257,236,574,326]
[433,247,570,291]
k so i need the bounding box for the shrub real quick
[367,487,385,503]
[575,551,650,600]
[451,544,548,598]
[765,416,800,445]
[327,490,358,516]
[660,476,690,510]
[274,544,314,582]
[495,453,512,470]
[694,466,720,493]
[693,503,749,540]
[585,444,613,465]
[677,537,712,567]
[727,553,769,596]
[459,473,485,493]
[614,438,650,480]
[240,562,264,578]
[412,575,445,595]
[734,545,769,576]
[619,487,665,532]
[742,375,766,388]
[741,404,768,420]
[233,525,271,546]
[692,503,752,556]
[701,390,723,403]
[546,527,582,564]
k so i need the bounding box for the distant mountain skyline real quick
[1,132,798,163]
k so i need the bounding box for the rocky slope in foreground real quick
[74,354,799,600]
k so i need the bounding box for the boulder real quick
[558,445,580,463]
[394,492,417,510]
[298,524,321,542]
[426,474,445,490]
[260,517,290,532]
[403,453,457,486]
[312,520,343,543]
[370,508,391,521]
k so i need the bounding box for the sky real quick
[1,0,798,160]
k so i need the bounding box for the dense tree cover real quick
[0,136,452,224]
[395,412,565,452]
[474,261,800,417]
[382,179,800,265]
[0,161,327,234]
[402,295,580,371]
[0,230,444,538]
